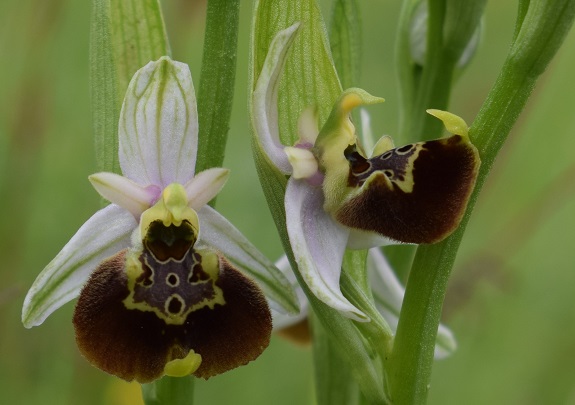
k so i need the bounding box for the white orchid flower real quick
[23,56,298,383]
[252,24,480,320]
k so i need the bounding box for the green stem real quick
[311,313,361,405]
[407,0,454,141]
[196,0,240,173]
[389,0,484,283]
[389,1,575,403]
[142,376,195,405]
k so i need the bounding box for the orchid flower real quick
[22,56,298,383]
[252,24,480,321]
[272,248,457,359]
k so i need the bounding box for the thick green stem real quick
[389,1,575,403]
[312,313,361,405]
[142,377,195,405]
[196,0,240,173]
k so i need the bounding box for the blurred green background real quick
[1,1,574,404]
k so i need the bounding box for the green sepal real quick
[251,0,342,146]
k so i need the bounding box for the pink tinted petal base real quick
[184,168,230,211]
[89,172,160,218]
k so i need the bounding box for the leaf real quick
[196,0,240,173]
[251,0,342,146]
[91,0,170,174]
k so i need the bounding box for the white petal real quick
[252,23,300,174]
[434,323,457,359]
[22,205,136,327]
[270,255,309,330]
[197,205,299,315]
[285,177,368,321]
[119,56,198,188]
[347,228,397,250]
[368,248,457,359]
[368,248,404,319]
[359,109,375,153]
[184,168,230,211]
[89,172,160,218]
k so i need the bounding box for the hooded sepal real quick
[119,56,199,188]
[252,23,301,174]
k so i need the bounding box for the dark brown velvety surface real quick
[73,250,272,382]
[337,135,480,244]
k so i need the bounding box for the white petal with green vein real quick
[22,205,135,328]
[197,205,299,315]
[119,57,198,188]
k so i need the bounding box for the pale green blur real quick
[1,1,574,404]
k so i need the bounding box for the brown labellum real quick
[73,246,272,382]
[337,134,480,244]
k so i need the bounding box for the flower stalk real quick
[196,0,240,174]
[388,1,575,403]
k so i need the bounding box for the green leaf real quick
[329,0,361,90]
[196,0,240,174]
[251,0,342,146]
[91,0,170,174]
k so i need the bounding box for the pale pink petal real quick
[184,168,230,210]
[89,172,160,218]
[285,177,367,321]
